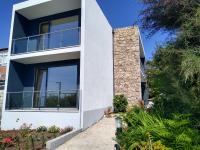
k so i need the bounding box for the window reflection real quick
[34,64,79,108]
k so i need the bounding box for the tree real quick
[139,0,200,119]
[139,0,200,35]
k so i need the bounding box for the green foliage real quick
[48,125,60,134]
[139,0,200,35]
[41,132,46,148]
[36,126,48,132]
[113,95,128,113]
[116,107,200,150]
[28,134,36,150]
[123,1,200,150]
[181,51,200,81]
[143,5,200,122]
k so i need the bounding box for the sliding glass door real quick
[34,64,79,108]
[40,16,79,50]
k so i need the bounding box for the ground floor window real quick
[33,64,79,108]
[6,60,80,110]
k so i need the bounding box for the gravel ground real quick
[56,116,116,150]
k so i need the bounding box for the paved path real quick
[56,117,116,150]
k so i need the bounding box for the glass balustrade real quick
[12,28,80,54]
[6,90,79,110]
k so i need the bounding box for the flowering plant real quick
[2,137,13,143]
[19,123,32,137]
[20,123,32,130]
[2,137,13,147]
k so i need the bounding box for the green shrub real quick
[48,125,60,133]
[36,126,47,132]
[116,107,200,150]
[113,95,128,113]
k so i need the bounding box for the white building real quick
[1,0,146,130]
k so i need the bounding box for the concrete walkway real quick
[56,117,116,150]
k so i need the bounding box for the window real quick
[34,64,79,108]
[40,16,79,33]
[39,16,79,49]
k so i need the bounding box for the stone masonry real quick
[113,26,142,105]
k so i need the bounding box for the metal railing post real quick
[38,91,41,110]
[12,40,15,54]
[57,91,60,110]
[60,31,63,47]
[27,37,29,53]
[7,93,10,110]
[22,91,24,110]
[43,35,45,50]
[79,27,81,45]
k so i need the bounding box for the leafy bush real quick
[48,125,60,133]
[113,95,128,113]
[36,126,47,132]
[116,107,200,150]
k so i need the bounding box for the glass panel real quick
[28,35,44,52]
[13,38,27,54]
[46,91,59,108]
[6,93,23,109]
[40,16,79,50]
[48,32,62,49]
[44,34,49,50]
[40,23,49,34]
[33,64,78,108]
[28,36,38,52]
[60,92,77,108]
[23,92,33,108]
[50,16,79,32]
[47,65,78,108]
[33,69,47,108]
[62,28,79,47]
[47,65,78,91]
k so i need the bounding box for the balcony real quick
[6,90,79,110]
[12,27,81,55]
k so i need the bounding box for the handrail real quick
[12,27,80,41]
[7,89,79,94]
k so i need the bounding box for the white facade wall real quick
[1,0,82,130]
[1,0,114,130]
[81,0,113,129]
[1,111,80,130]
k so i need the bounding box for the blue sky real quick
[0,0,168,59]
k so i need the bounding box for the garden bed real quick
[0,124,73,150]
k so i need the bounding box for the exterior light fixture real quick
[115,116,122,150]
[115,116,122,129]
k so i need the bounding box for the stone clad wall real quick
[113,26,142,105]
